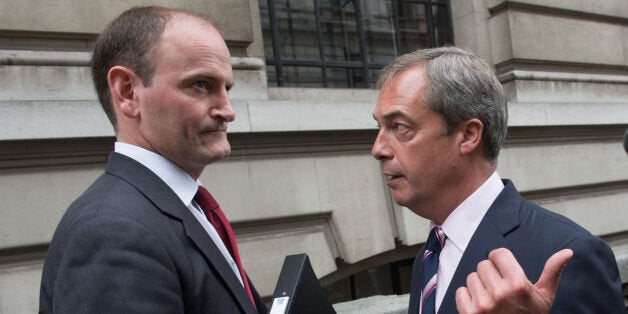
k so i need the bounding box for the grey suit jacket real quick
[40,152,267,313]
[408,180,624,313]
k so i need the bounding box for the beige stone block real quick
[506,0,628,17]
[184,0,254,46]
[509,11,625,65]
[498,141,628,192]
[509,80,628,103]
[485,0,504,8]
[540,189,628,237]
[505,12,544,61]
[624,26,628,65]
[315,154,396,264]
[450,0,495,63]
[502,81,517,102]
[488,11,514,65]
[267,87,378,103]
[201,157,322,221]
[244,0,266,58]
[0,0,253,45]
[238,227,337,297]
[0,166,103,249]
[0,261,42,314]
[0,54,267,103]
[580,0,628,18]
[507,102,628,126]
[229,100,253,133]
[0,101,113,140]
[333,294,410,313]
[451,0,474,20]
[487,0,628,18]
[231,69,268,100]
[0,65,94,101]
[393,202,430,246]
[245,100,377,132]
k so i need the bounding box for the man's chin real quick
[203,148,231,164]
[391,192,409,208]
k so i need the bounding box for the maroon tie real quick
[194,186,256,309]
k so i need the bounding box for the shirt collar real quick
[114,142,199,206]
[432,172,505,253]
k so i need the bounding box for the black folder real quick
[269,254,336,314]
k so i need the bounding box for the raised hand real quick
[455,248,573,314]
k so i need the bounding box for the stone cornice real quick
[0,49,264,70]
[1,125,626,170]
[488,1,628,25]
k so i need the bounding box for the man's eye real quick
[194,81,208,89]
[393,123,408,131]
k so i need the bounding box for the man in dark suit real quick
[39,6,266,313]
[372,47,625,313]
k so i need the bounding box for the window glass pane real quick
[367,67,380,88]
[283,66,324,87]
[260,0,452,88]
[361,0,396,65]
[319,0,360,62]
[432,5,453,46]
[266,63,278,86]
[397,2,430,53]
[275,0,321,61]
[326,66,365,88]
[259,0,275,61]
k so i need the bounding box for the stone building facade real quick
[0,0,627,312]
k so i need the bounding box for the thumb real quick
[534,249,573,301]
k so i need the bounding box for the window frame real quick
[262,0,454,88]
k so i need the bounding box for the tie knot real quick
[194,185,219,211]
[425,227,446,254]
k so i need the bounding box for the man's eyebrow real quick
[378,110,408,121]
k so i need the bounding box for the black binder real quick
[269,254,336,314]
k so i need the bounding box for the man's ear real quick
[460,118,483,155]
[107,66,140,119]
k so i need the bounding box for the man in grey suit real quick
[372,47,625,313]
[39,6,266,313]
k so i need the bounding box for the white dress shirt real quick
[115,142,244,286]
[433,171,505,311]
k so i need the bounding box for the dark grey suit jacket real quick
[408,180,624,313]
[40,152,267,313]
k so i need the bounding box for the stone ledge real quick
[2,99,627,141]
[612,241,628,284]
[333,295,409,314]
[0,49,263,70]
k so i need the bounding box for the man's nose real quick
[372,130,392,160]
[211,89,235,122]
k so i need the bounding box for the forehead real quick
[374,65,428,118]
[153,15,232,72]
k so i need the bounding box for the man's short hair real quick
[91,6,212,129]
[377,47,508,162]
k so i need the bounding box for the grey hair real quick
[377,46,508,162]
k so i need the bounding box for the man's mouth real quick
[384,174,403,184]
[202,126,227,134]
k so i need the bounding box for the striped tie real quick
[420,227,446,314]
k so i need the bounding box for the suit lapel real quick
[105,153,257,313]
[438,180,522,313]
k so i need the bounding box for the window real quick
[260,0,453,88]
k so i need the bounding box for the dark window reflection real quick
[261,0,453,88]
